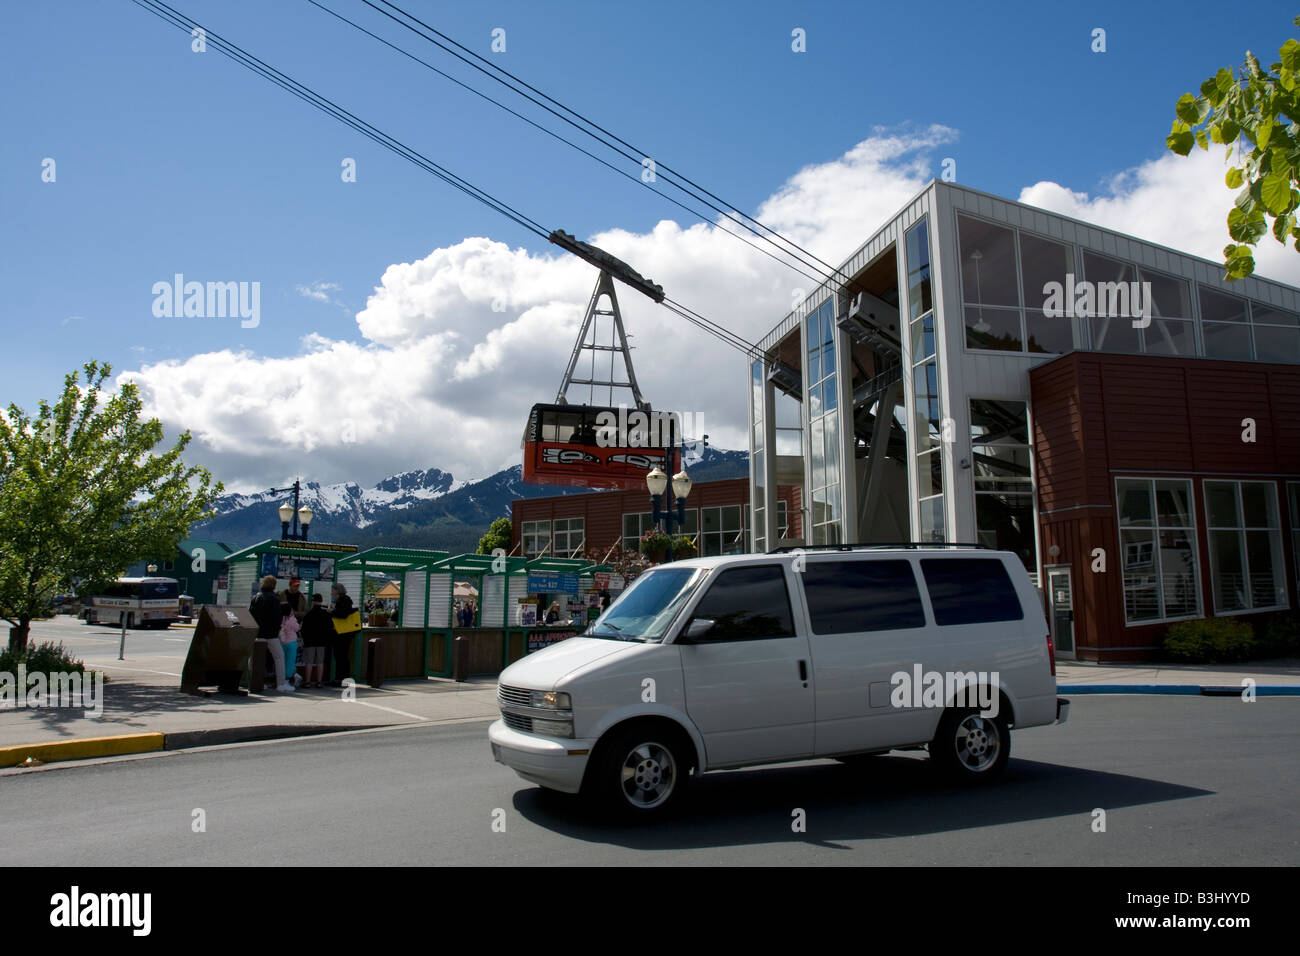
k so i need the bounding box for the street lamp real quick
[646,465,693,562]
[272,479,313,540]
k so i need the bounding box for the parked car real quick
[489,544,1069,820]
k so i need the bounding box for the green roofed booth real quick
[334,547,449,680]
[221,539,361,608]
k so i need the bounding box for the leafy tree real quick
[1167,16,1300,278]
[0,361,221,652]
[476,516,512,555]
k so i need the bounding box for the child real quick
[279,602,302,688]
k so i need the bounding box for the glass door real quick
[1047,567,1075,658]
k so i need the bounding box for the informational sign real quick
[260,553,278,577]
[593,572,609,589]
[516,599,537,627]
[527,571,579,594]
[296,559,321,581]
[527,629,577,654]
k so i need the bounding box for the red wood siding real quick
[1031,352,1300,662]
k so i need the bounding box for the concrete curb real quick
[1062,684,1300,695]
[0,724,398,769]
[0,733,164,768]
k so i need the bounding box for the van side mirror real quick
[681,618,716,642]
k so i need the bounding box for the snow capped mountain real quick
[204,467,462,536]
[196,448,749,553]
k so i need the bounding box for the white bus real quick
[82,577,181,629]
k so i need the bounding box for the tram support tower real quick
[555,269,647,411]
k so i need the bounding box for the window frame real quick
[683,563,797,643]
[1203,479,1289,615]
[1113,477,1202,626]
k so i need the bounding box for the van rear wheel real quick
[929,707,1010,782]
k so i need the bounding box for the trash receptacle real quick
[366,636,385,688]
[180,605,258,696]
[452,634,470,682]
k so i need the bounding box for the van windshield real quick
[586,567,702,642]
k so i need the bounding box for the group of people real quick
[454,600,477,628]
[249,575,359,693]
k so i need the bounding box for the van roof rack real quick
[767,542,992,554]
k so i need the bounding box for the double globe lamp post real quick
[273,479,315,541]
[645,465,693,562]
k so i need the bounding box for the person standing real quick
[300,593,332,688]
[250,575,293,693]
[279,602,301,687]
[281,578,307,620]
[328,582,359,687]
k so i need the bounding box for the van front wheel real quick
[589,725,689,821]
[929,708,1010,782]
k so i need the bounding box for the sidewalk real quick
[0,652,501,768]
[1056,658,1300,692]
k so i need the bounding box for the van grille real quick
[502,712,533,733]
[498,685,532,707]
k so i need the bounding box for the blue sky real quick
[1,0,1296,490]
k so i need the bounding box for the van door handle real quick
[798,660,808,682]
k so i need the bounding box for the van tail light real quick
[1046,634,1056,677]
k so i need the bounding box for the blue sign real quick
[260,553,278,577]
[527,572,579,594]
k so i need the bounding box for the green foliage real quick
[0,361,221,651]
[1166,16,1300,279]
[669,534,698,558]
[476,516,512,555]
[1163,617,1257,663]
[638,528,672,555]
[1258,611,1300,657]
[0,640,92,679]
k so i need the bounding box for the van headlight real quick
[530,690,572,710]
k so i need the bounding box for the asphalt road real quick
[1,696,1295,866]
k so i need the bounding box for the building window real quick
[622,510,697,552]
[521,520,551,557]
[806,297,841,544]
[1289,483,1300,597]
[1115,478,1200,624]
[750,360,768,552]
[553,517,584,557]
[1140,268,1195,356]
[1204,480,1287,612]
[970,400,1036,571]
[1082,251,1142,354]
[701,505,745,556]
[1249,301,1300,364]
[1020,232,1075,353]
[1199,288,1253,360]
[908,218,945,542]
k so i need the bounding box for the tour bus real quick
[82,577,181,629]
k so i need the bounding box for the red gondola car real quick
[521,403,682,490]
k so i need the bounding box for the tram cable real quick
[356,0,853,288]
[128,0,762,359]
[300,0,830,287]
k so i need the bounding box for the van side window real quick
[688,565,795,641]
[920,558,1024,625]
[800,560,925,634]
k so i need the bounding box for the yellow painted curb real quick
[0,733,165,768]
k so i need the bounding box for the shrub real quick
[1258,612,1300,658]
[669,535,698,558]
[0,640,89,678]
[1163,618,1256,663]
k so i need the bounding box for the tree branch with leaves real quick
[0,361,222,652]
[1167,16,1300,279]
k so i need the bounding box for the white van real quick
[489,545,1069,819]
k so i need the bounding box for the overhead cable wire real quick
[362,0,852,288]
[301,0,829,287]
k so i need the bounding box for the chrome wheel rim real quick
[619,741,676,808]
[953,714,1000,772]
